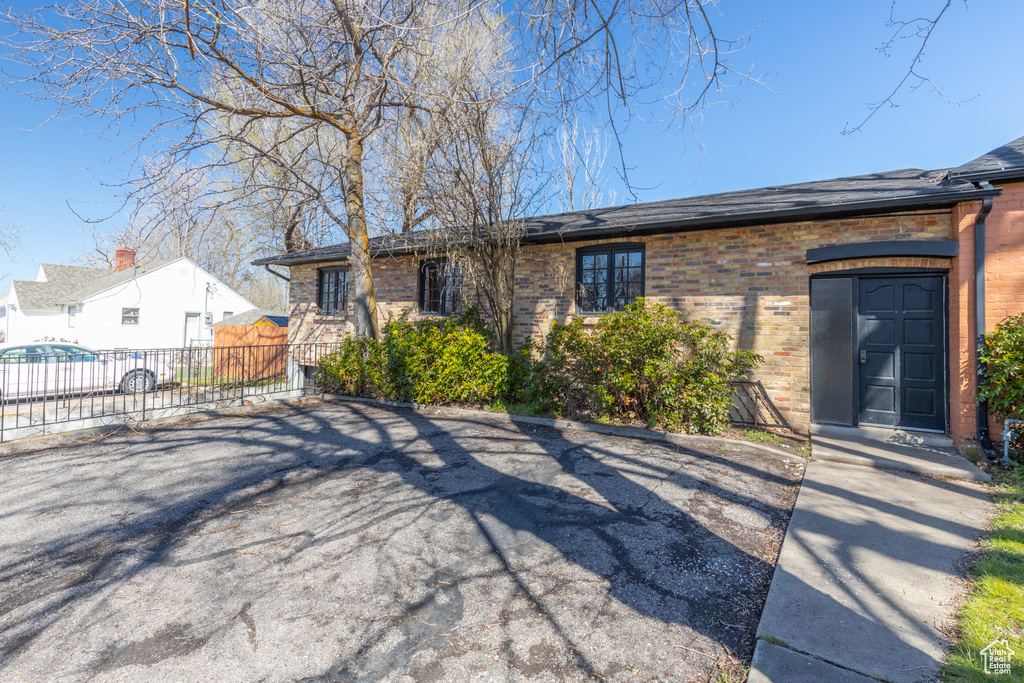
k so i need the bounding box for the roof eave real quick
[948,168,1024,184]
[521,187,1001,245]
[252,186,1001,266]
[253,242,430,267]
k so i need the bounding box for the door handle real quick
[860,349,867,364]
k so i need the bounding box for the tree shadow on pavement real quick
[0,401,802,681]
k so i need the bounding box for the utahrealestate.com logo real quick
[981,638,1015,676]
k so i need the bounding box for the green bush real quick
[316,299,760,435]
[541,300,761,434]
[978,312,1024,421]
[316,307,511,405]
[315,336,386,397]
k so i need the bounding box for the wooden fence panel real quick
[213,326,289,381]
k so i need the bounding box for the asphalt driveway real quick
[0,400,802,682]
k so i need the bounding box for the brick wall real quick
[287,210,952,434]
[288,255,423,349]
[951,182,1024,446]
[513,211,952,433]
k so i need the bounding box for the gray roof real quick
[12,258,191,310]
[12,280,75,310]
[254,167,996,266]
[40,264,109,284]
[949,135,1024,182]
[64,257,180,303]
[13,263,113,310]
[214,310,288,327]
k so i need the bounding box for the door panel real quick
[809,278,855,425]
[857,276,945,431]
[184,313,201,346]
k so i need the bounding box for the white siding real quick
[79,259,254,350]
[4,286,73,345]
[3,258,254,350]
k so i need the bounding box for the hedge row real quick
[316,300,761,435]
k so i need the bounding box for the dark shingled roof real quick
[254,167,997,267]
[949,135,1024,182]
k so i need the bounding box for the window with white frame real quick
[121,307,139,325]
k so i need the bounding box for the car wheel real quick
[120,370,154,394]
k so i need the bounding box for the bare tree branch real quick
[0,199,21,263]
[844,0,975,135]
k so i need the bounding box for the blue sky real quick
[1,0,1023,288]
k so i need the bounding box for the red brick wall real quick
[951,182,1024,446]
[985,182,1024,331]
[950,200,978,446]
[287,211,952,433]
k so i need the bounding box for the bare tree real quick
[549,119,615,212]
[2,0,763,346]
[425,95,540,354]
[511,0,760,194]
[79,162,290,308]
[0,199,21,261]
[844,1,967,134]
[1,0,496,338]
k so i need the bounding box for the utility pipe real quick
[1003,419,1024,467]
[974,181,995,456]
[264,264,291,282]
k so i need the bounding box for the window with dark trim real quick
[419,259,463,315]
[317,267,349,315]
[576,244,645,312]
[121,307,139,325]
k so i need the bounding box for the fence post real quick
[241,344,246,402]
[141,350,147,422]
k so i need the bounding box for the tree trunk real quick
[283,205,308,252]
[344,135,380,339]
[480,243,516,355]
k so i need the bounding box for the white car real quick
[0,343,170,400]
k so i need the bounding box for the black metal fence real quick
[0,342,341,443]
[0,341,793,444]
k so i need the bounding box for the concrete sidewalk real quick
[811,433,991,482]
[749,439,993,683]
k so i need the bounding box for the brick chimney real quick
[114,246,136,273]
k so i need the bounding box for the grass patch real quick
[483,400,552,418]
[760,634,789,648]
[942,467,1024,681]
[710,658,749,683]
[736,428,811,458]
[740,429,786,447]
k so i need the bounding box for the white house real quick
[2,249,255,350]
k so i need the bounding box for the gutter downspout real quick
[264,264,290,282]
[974,181,995,456]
